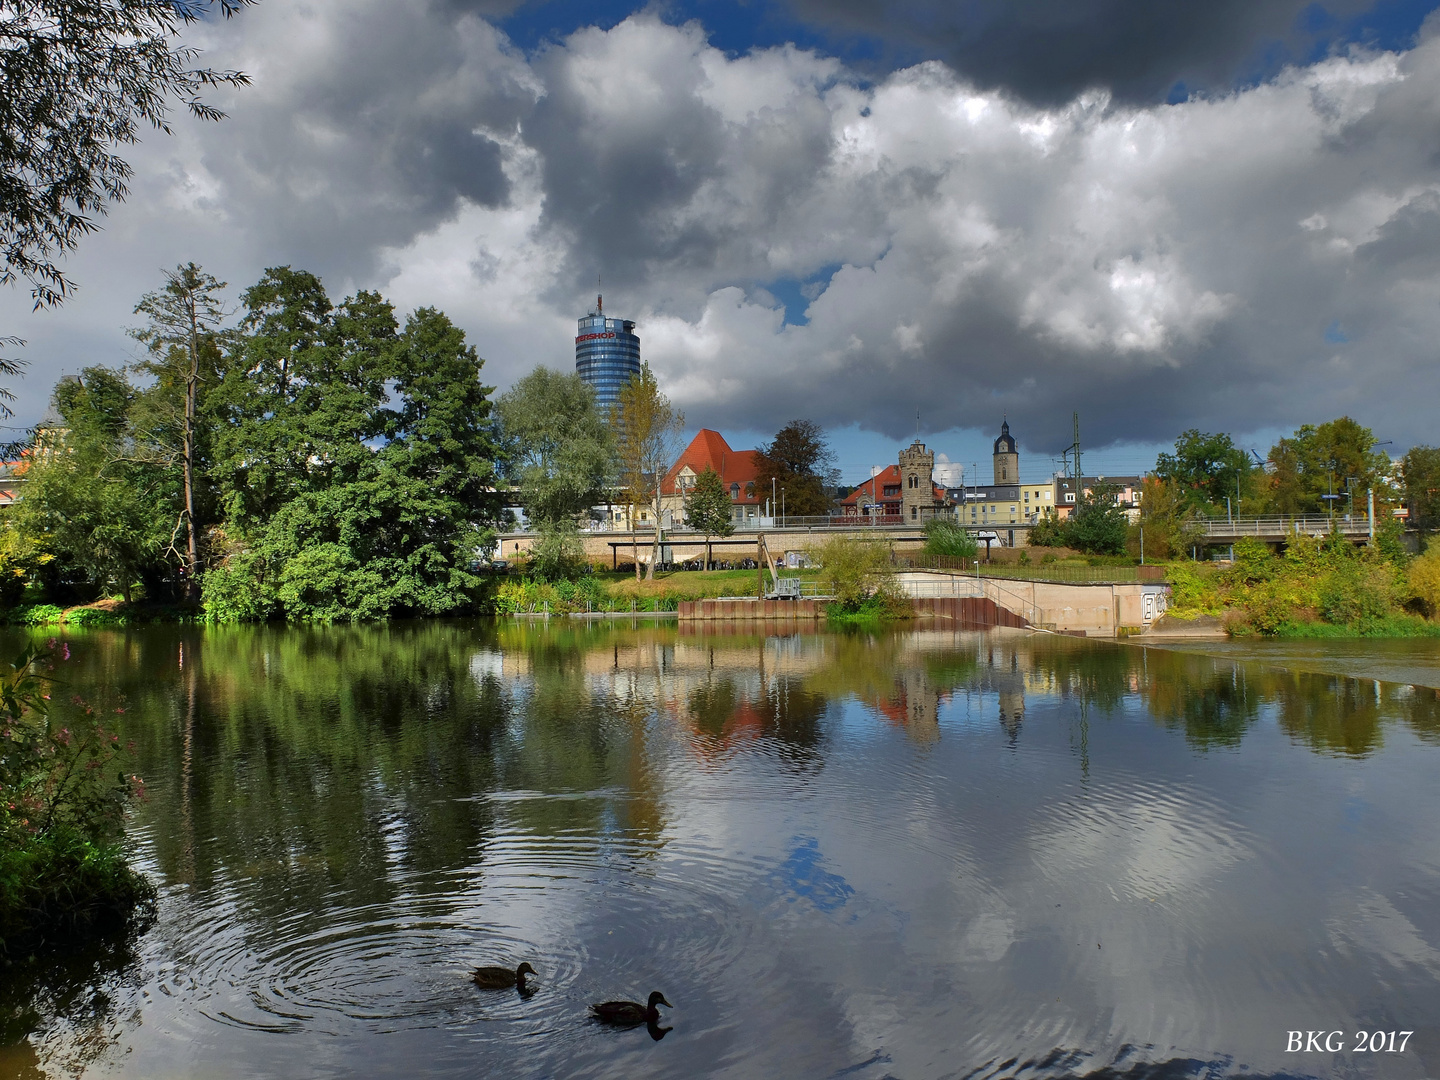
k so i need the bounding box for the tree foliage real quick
[14,266,504,620]
[1,0,254,308]
[14,367,175,601]
[1154,429,1254,512]
[809,535,905,615]
[1265,417,1391,516]
[1064,484,1129,555]
[922,518,977,559]
[205,277,503,620]
[495,367,612,530]
[752,419,836,517]
[1137,476,1206,560]
[1402,445,1440,534]
[612,363,683,581]
[684,466,733,570]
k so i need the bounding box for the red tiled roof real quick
[840,464,944,506]
[662,429,762,502]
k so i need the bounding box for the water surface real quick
[2,622,1438,1079]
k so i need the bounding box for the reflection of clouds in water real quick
[1031,785,1251,902]
[1328,888,1440,974]
[956,910,1016,964]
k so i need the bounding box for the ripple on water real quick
[142,798,780,1048]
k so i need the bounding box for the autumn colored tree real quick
[612,364,683,581]
[751,419,837,518]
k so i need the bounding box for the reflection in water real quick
[1,622,1437,1079]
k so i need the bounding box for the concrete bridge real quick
[1191,515,1377,546]
[497,520,1036,565]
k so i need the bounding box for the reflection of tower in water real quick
[898,669,941,747]
[989,644,1026,745]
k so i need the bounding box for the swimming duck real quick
[472,962,536,990]
[589,991,672,1026]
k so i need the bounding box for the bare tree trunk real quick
[184,300,200,602]
[706,534,712,571]
[632,508,640,582]
[647,492,660,580]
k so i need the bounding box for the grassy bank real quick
[494,568,822,614]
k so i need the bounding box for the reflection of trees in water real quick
[1139,652,1260,750]
[0,916,150,1078]
[1273,673,1385,758]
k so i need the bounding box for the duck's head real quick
[516,963,537,980]
[647,991,673,1010]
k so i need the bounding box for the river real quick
[2,622,1438,1079]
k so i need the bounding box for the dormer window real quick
[730,483,740,500]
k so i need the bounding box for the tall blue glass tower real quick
[575,295,640,411]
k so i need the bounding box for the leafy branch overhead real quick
[0,0,255,308]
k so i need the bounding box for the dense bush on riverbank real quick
[1166,534,1440,637]
[0,647,153,955]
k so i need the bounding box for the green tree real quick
[495,367,613,530]
[1,0,254,309]
[1064,484,1129,555]
[752,419,837,518]
[612,364,683,581]
[130,262,229,600]
[683,465,733,570]
[1265,417,1391,516]
[1402,445,1440,534]
[16,368,173,601]
[1154,429,1254,512]
[204,271,501,620]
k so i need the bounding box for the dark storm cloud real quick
[178,1,536,281]
[6,4,1440,458]
[782,0,1380,104]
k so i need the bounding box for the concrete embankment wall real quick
[894,571,1171,637]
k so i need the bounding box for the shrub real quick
[0,646,152,952]
[1409,543,1440,619]
[64,606,129,628]
[4,604,64,626]
[528,524,589,581]
[922,519,977,559]
[810,536,907,617]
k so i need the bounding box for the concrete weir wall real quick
[894,571,1171,638]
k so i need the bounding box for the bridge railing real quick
[1195,515,1371,536]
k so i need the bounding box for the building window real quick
[730,483,739,500]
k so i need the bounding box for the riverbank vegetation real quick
[0,647,153,956]
[1163,534,1440,637]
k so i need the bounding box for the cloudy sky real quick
[4,0,1439,483]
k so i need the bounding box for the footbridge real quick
[1192,515,1377,545]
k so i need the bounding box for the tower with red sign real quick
[575,294,640,412]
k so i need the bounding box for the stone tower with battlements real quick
[899,440,936,522]
[993,419,1019,485]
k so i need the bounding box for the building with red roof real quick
[660,429,764,526]
[839,463,945,519]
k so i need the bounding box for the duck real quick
[589,990,672,1026]
[472,962,537,990]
